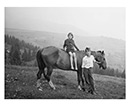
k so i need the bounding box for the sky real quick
[5,7,125,40]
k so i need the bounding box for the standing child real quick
[63,32,79,70]
[82,47,100,94]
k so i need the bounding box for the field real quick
[5,65,125,99]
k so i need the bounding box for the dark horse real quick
[36,46,107,90]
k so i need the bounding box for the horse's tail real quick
[36,49,47,79]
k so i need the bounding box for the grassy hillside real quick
[5,65,125,99]
[5,28,125,72]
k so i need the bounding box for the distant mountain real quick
[5,28,125,72]
[6,19,91,37]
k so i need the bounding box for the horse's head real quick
[92,50,107,69]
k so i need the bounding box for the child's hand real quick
[77,48,79,51]
[96,61,101,64]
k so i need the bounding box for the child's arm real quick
[82,57,85,68]
[73,41,79,51]
[93,57,101,64]
[63,40,67,50]
[94,61,101,64]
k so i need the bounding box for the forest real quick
[5,34,39,66]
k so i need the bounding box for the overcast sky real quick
[5,7,125,40]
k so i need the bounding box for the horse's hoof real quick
[36,83,41,88]
[82,88,86,92]
[38,87,43,91]
[88,90,97,95]
[78,86,82,91]
[49,80,56,90]
[49,86,56,90]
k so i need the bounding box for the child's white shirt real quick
[82,55,95,68]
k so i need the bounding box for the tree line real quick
[5,34,39,66]
[93,64,125,78]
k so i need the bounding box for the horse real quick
[36,46,107,91]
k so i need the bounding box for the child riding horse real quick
[63,32,79,70]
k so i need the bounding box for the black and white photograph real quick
[4,7,125,99]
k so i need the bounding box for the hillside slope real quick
[5,65,125,99]
[5,28,125,72]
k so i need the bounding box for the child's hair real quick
[85,47,91,52]
[67,32,73,38]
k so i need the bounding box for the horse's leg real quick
[77,70,82,90]
[36,69,44,91]
[46,67,55,90]
[80,68,85,91]
[36,64,47,90]
[36,50,46,90]
[77,69,85,91]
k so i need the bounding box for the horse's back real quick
[38,46,85,70]
[39,46,59,67]
[41,46,59,56]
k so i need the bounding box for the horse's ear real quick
[97,50,102,53]
[102,51,105,55]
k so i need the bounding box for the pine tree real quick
[28,49,31,61]
[9,42,21,65]
[121,69,125,78]
[22,49,28,61]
